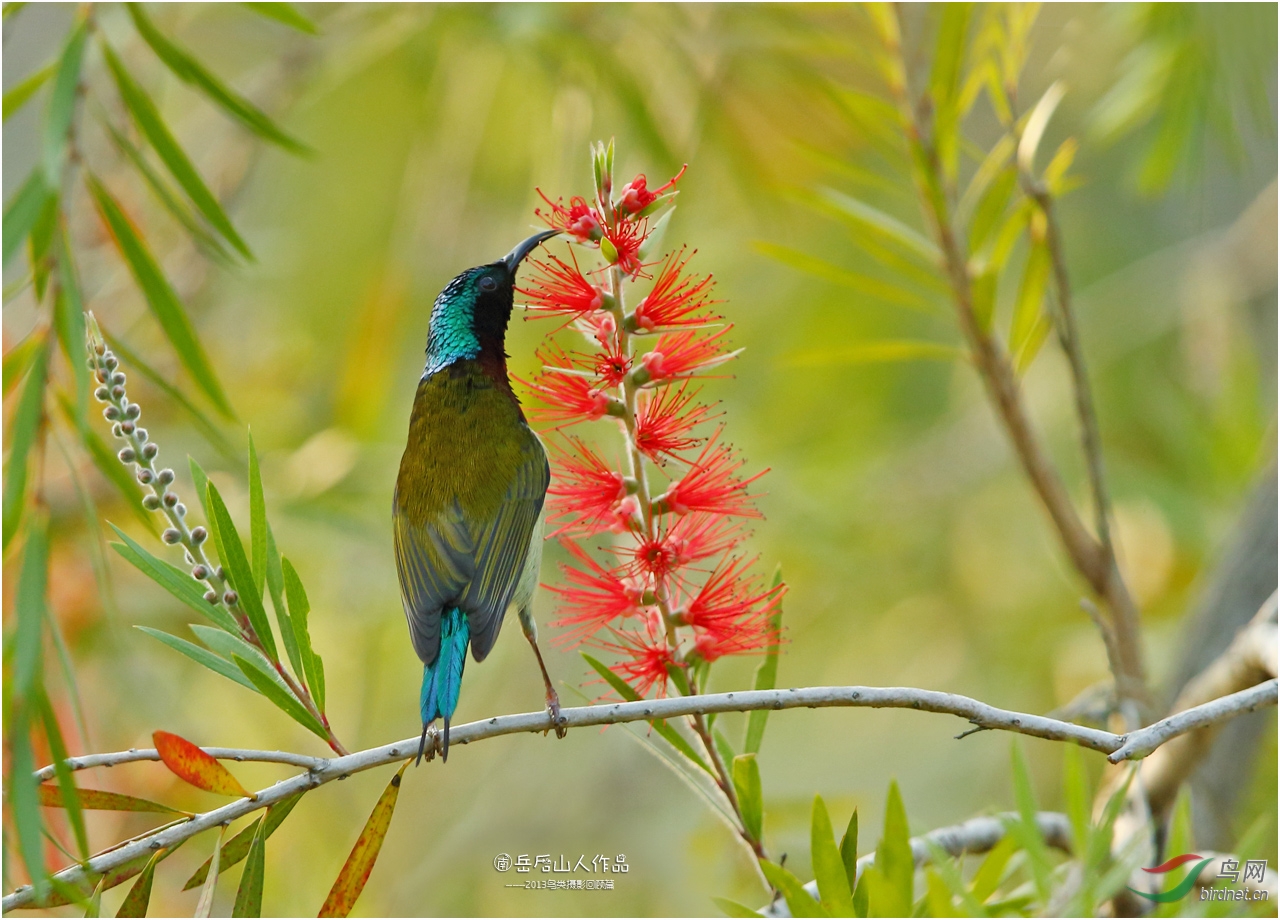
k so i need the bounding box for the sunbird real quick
[394,229,564,763]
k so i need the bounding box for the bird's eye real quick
[479,276,498,292]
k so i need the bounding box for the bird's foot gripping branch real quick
[522,141,785,861]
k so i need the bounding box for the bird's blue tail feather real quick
[419,607,469,762]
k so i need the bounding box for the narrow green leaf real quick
[3,335,48,549]
[99,115,234,267]
[3,170,50,267]
[207,481,277,658]
[126,5,310,154]
[1009,238,1050,362]
[51,237,88,435]
[38,781,186,816]
[9,708,46,900]
[247,432,267,598]
[920,840,984,916]
[108,523,241,634]
[188,456,213,521]
[818,188,941,266]
[28,190,57,301]
[266,528,304,688]
[712,897,763,918]
[712,727,735,775]
[812,795,855,917]
[957,134,1015,229]
[136,626,258,691]
[967,166,1017,256]
[839,809,859,891]
[101,43,251,258]
[760,860,829,919]
[924,868,961,918]
[4,330,43,397]
[968,834,1015,903]
[744,566,783,754]
[852,869,869,918]
[582,653,711,774]
[1008,743,1051,900]
[38,691,88,859]
[1061,743,1089,862]
[242,2,317,33]
[875,781,913,915]
[86,174,234,417]
[42,15,89,184]
[988,198,1034,272]
[3,61,54,121]
[970,265,997,334]
[752,241,935,313]
[13,512,49,696]
[861,866,903,919]
[318,765,407,917]
[731,754,763,842]
[231,817,266,917]
[114,852,160,918]
[233,654,327,738]
[184,792,303,890]
[281,556,321,711]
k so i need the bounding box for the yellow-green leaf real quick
[38,783,185,816]
[4,61,55,121]
[207,481,277,659]
[184,791,303,890]
[3,334,48,549]
[318,764,408,917]
[114,852,160,918]
[732,754,763,842]
[42,14,88,184]
[760,860,829,919]
[241,2,317,33]
[812,795,855,917]
[231,817,266,917]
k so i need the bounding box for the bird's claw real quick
[547,691,568,739]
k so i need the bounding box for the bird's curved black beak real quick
[503,229,559,273]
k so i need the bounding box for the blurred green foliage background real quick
[3,3,1276,916]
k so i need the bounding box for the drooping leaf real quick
[153,730,253,798]
[42,14,89,184]
[812,795,855,917]
[86,173,234,418]
[231,817,266,918]
[36,694,88,858]
[136,626,259,692]
[3,169,51,267]
[126,5,310,154]
[752,241,935,313]
[3,61,55,121]
[731,754,763,842]
[318,764,408,918]
[874,781,913,916]
[759,860,828,919]
[242,2,317,33]
[183,791,303,890]
[206,480,277,658]
[53,229,89,428]
[247,432,268,598]
[9,708,46,901]
[114,852,160,918]
[38,782,186,816]
[99,115,235,267]
[281,556,322,712]
[102,42,251,259]
[3,334,48,550]
[744,566,783,754]
[194,825,226,918]
[28,189,57,301]
[13,511,49,696]
[712,896,764,918]
[817,188,941,266]
[108,524,241,635]
[3,330,43,397]
[582,652,712,774]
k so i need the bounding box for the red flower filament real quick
[633,249,720,332]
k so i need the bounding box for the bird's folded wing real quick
[462,441,550,662]
[393,497,475,666]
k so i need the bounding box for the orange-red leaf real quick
[317,763,408,918]
[153,731,254,798]
[38,783,188,815]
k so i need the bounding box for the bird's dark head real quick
[423,230,558,376]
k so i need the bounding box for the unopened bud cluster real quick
[87,335,243,630]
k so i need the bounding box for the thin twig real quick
[8,680,1274,911]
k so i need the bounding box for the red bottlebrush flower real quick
[593,617,676,697]
[576,310,618,348]
[634,382,721,461]
[638,327,740,384]
[677,556,784,662]
[519,252,605,323]
[547,438,634,536]
[617,164,687,215]
[622,533,680,581]
[523,343,613,427]
[535,191,602,242]
[549,541,647,646]
[589,339,632,388]
[633,249,720,332]
[667,511,746,566]
[659,431,765,518]
[600,218,648,277]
